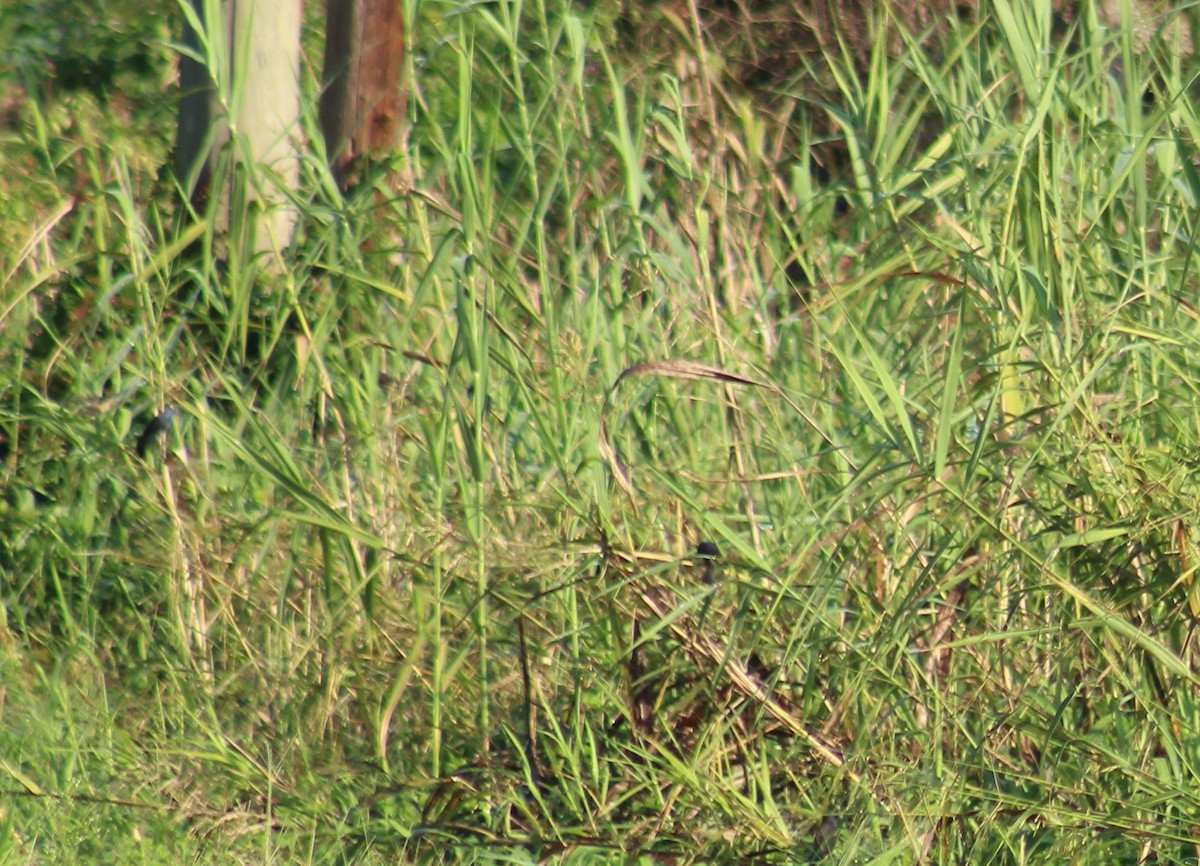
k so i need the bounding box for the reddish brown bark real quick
[320,0,407,189]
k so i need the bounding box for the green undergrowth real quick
[3,0,1200,863]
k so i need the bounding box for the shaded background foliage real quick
[0,0,175,106]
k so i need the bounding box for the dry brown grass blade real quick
[598,359,848,498]
[598,359,774,498]
[611,359,773,390]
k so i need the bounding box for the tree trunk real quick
[319,0,407,189]
[175,0,303,255]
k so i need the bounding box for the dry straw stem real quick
[633,577,894,817]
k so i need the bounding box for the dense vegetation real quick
[3,0,1200,862]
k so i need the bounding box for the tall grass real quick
[3,0,1200,862]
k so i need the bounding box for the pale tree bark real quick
[175,0,303,255]
[319,0,407,190]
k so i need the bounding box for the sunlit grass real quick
[3,0,1200,863]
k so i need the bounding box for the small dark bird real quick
[696,541,720,584]
[136,406,178,458]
